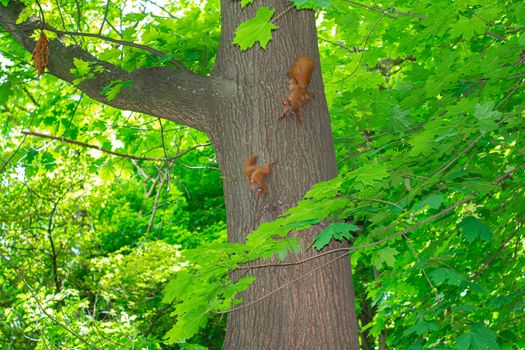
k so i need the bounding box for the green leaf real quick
[233,7,278,50]
[275,240,301,261]
[241,0,254,7]
[292,0,332,9]
[165,306,209,344]
[280,218,321,230]
[405,319,438,336]
[304,176,342,199]
[15,6,31,24]
[313,223,360,250]
[457,333,472,350]
[372,247,398,269]
[71,58,91,75]
[414,194,445,211]
[407,344,423,350]
[471,323,500,350]
[0,82,12,106]
[474,102,501,135]
[41,151,56,170]
[390,105,413,133]
[347,160,389,188]
[99,80,132,101]
[429,267,463,286]
[458,216,492,243]
[70,58,94,85]
[449,16,486,41]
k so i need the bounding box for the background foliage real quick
[1,0,523,349]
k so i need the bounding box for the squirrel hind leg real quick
[280,100,291,120]
[295,110,303,123]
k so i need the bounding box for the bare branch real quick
[22,130,211,162]
[99,0,111,35]
[44,26,187,71]
[146,170,167,234]
[344,0,428,19]
[218,252,351,314]
[395,11,427,19]
[46,197,63,294]
[473,229,518,279]
[484,30,508,42]
[343,12,386,80]
[344,0,396,18]
[401,233,438,298]
[0,114,37,173]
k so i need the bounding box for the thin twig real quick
[343,12,386,80]
[495,79,525,109]
[484,30,508,42]
[494,163,525,184]
[158,117,170,177]
[74,0,83,32]
[43,26,187,71]
[174,161,220,171]
[53,0,67,29]
[143,0,176,18]
[217,253,350,314]
[22,87,40,107]
[271,4,294,23]
[355,197,405,211]
[395,10,427,19]
[472,230,517,279]
[46,197,62,294]
[146,169,166,234]
[60,93,83,137]
[432,136,481,177]
[344,0,395,18]
[34,0,46,29]
[318,37,365,53]
[21,130,210,162]
[0,114,37,173]
[0,135,28,173]
[344,0,428,19]
[401,233,438,299]
[99,0,111,35]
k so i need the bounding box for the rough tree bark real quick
[0,0,360,348]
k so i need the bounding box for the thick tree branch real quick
[0,0,218,132]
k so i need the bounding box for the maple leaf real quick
[233,7,278,51]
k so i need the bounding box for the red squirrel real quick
[243,155,276,198]
[243,155,258,180]
[280,55,316,123]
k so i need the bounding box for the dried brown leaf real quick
[32,31,49,78]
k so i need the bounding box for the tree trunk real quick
[210,2,360,348]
